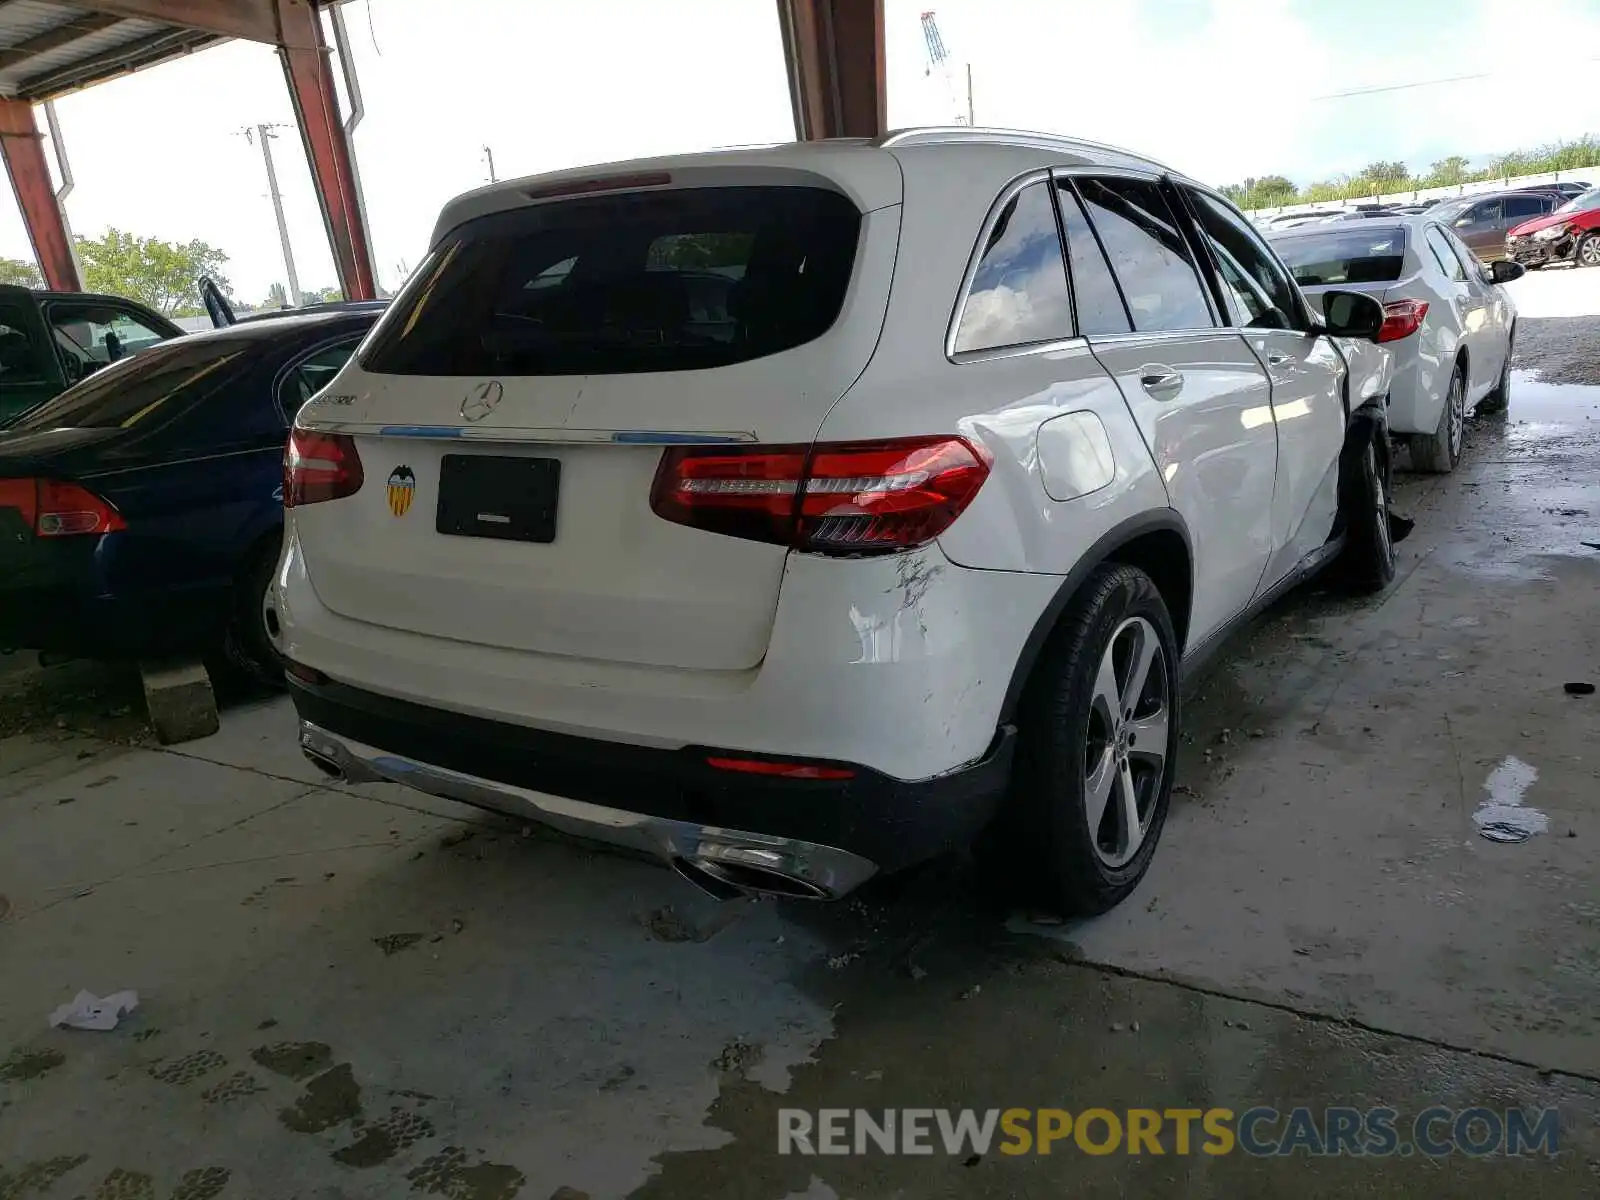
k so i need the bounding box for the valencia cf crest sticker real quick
[387,465,416,517]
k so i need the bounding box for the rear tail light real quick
[651,435,991,553]
[1377,299,1429,343]
[706,755,856,781]
[0,478,126,537]
[285,428,364,508]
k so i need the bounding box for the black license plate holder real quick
[436,455,560,543]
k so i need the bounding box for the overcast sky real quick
[3,0,1598,302]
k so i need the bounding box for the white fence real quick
[1248,168,1597,218]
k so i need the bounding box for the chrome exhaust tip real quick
[689,844,834,900]
[302,747,347,782]
[671,857,749,902]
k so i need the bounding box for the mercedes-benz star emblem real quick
[461,380,504,422]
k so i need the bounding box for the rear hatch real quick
[292,162,901,671]
[1273,224,1412,311]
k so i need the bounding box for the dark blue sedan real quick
[0,310,377,682]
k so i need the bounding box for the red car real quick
[1505,186,1600,268]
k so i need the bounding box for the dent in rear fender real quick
[913,345,1166,573]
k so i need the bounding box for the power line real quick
[1313,57,1600,101]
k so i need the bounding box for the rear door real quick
[1423,224,1494,397]
[292,174,899,672]
[1183,188,1350,594]
[0,286,63,425]
[1061,173,1277,647]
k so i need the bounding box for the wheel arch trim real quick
[996,509,1192,725]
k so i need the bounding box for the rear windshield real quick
[362,186,863,376]
[1273,228,1407,286]
[9,336,256,431]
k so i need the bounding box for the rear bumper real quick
[0,578,227,659]
[291,677,1014,893]
[273,531,1058,782]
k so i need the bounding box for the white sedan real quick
[1271,217,1520,472]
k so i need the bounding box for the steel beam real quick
[776,0,885,140]
[72,1,307,47]
[0,98,79,290]
[277,3,375,300]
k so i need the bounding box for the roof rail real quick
[875,126,1168,170]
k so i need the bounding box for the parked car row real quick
[4,127,1535,917]
[1260,181,1599,267]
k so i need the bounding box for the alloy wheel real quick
[1447,374,1465,460]
[1083,616,1170,868]
[1370,444,1392,566]
[1581,235,1600,267]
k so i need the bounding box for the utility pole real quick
[245,123,301,308]
[966,62,975,126]
[483,145,497,183]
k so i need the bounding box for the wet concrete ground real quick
[3,293,1599,1197]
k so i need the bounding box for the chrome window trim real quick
[950,335,1091,365]
[944,168,1062,362]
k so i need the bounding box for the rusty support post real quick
[277,3,375,300]
[776,0,886,141]
[0,98,80,290]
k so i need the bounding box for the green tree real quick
[1424,156,1471,187]
[264,282,288,309]
[1355,161,1410,193]
[73,228,231,315]
[1254,174,1297,202]
[0,256,42,287]
[301,286,344,305]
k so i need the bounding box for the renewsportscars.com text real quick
[777,1106,1560,1158]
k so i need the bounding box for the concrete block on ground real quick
[139,658,219,744]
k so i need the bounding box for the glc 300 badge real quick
[387,465,416,517]
[461,380,504,422]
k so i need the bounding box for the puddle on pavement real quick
[1496,372,1600,435]
[1474,755,1548,843]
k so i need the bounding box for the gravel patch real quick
[1513,315,1600,386]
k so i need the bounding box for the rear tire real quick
[1004,563,1180,916]
[1410,365,1464,473]
[1340,440,1397,593]
[220,535,285,689]
[1477,330,1513,416]
[1577,232,1600,268]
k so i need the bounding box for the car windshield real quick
[1556,188,1600,214]
[1272,228,1407,286]
[8,336,256,430]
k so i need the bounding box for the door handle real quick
[1139,366,1184,400]
[1267,352,1292,367]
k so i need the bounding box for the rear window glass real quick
[362,186,862,376]
[1273,229,1407,286]
[10,336,256,431]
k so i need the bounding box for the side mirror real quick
[1321,290,1386,341]
[1489,259,1525,284]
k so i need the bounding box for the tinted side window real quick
[1503,195,1548,220]
[1456,199,1501,230]
[952,181,1073,353]
[0,302,48,385]
[1425,227,1467,282]
[1186,190,1302,329]
[11,338,257,432]
[1075,177,1215,333]
[282,339,360,414]
[1054,183,1130,335]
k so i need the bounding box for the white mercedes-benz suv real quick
[274,128,1396,915]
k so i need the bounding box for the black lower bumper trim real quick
[288,676,1013,872]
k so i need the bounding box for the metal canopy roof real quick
[0,0,227,100]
